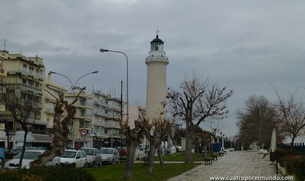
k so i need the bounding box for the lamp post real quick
[49,71,98,90]
[49,70,98,148]
[99,48,129,118]
[222,134,225,151]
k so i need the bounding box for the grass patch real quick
[87,163,198,181]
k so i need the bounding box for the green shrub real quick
[0,167,96,181]
[0,169,43,181]
[277,149,292,160]
[278,155,300,174]
[293,156,305,181]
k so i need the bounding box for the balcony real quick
[6,67,44,81]
[5,83,43,96]
[94,111,109,118]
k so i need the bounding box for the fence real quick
[277,143,305,155]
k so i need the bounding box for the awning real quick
[15,131,52,143]
[31,134,52,143]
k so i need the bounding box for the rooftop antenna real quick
[3,39,7,50]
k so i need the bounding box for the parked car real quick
[59,149,87,168]
[14,146,25,154]
[0,148,5,165]
[80,147,102,167]
[0,147,17,159]
[4,150,60,169]
[99,148,119,165]
[135,147,145,160]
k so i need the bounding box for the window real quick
[29,67,34,74]
[36,69,39,76]
[80,99,85,106]
[29,80,33,86]
[40,70,43,76]
[22,79,26,84]
[80,121,84,128]
[23,64,27,71]
[80,110,85,117]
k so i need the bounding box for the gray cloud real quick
[1,0,305,139]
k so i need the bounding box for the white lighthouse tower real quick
[145,34,169,121]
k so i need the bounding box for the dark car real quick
[0,147,17,159]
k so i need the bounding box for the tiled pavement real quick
[167,151,280,181]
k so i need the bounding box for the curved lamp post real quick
[49,71,98,90]
[99,48,129,118]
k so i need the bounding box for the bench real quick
[211,152,218,161]
[203,153,213,165]
[205,158,213,165]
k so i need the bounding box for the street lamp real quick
[49,71,98,90]
[99,48,129,118]
[222,134,225,150]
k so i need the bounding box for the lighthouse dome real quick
[150,35,164,44]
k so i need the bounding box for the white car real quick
[80,147,102,167]
[135,148,145,160]
[99,148,119,165]
[4,150,60,169]
[59,149,87,168]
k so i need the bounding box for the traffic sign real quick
[80,129,88,136]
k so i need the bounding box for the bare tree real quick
[166,73,233,164]
[236,95,285,148]
[1,84,41,169]
[145,118,173,174]
[30,87,85,167]
[119,117,150,179]
[275,89,305,153]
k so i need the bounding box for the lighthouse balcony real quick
[146,55,168,60]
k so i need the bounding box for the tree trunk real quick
[30,88,83,168]
[123,141,138,179]
[185,132,194,164]
[147,143,157,174]
[18,130,28,169]
[158,146,165,169]
[291,136,296,154]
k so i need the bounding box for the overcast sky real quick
[1,0,305,140]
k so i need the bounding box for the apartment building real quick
[64,88,93,149]
[0,50,8,146]
[88,90,123,148]
[0,49,136,150]
[0,50,52,149]
[124,105,146,129]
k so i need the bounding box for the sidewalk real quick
[167,151,280,181]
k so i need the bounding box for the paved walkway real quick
[167,151,280,181]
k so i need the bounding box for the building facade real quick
[65,89,93,149]
[0,50,8,146]
[0,50,50,149]
[88,90,124,148]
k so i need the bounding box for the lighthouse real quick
[145,34,169,121]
